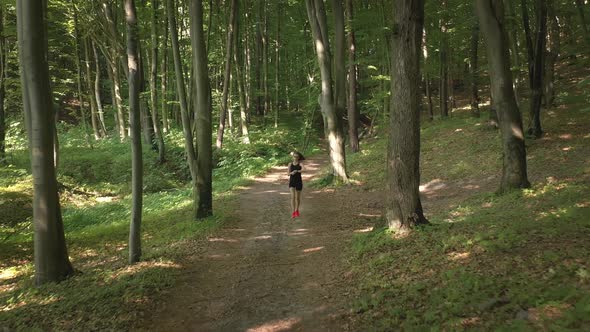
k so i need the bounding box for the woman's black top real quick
[289,163,303,191]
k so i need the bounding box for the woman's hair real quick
[291,151,305,161]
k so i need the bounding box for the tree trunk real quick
[216,0,237,149]
[439,1,449,118]
[263,0,269,120]
[255,0,263,116]
[274,3,281,128]
[346,0,359,152]
[73,7,92,146]
[139,48,153,146]
[544,0,559,107]
[574,0,589,43]
[92,41,108,136]
[190,0,213,218]
[333,0,347,143]
[17,0,74,285]
[150,0,166,162]
[161,8,170,133]
[525,0,547,139]
[102,3,126,140]
[233,0,251,143]
[386,0,428,233]
[0,5,5,162]
[305,0,348,182]
[169,0,200,219]
[84,38,102,139]
[125,0,143,264]
[470,19,481,117]
[506,0,522,106]
[476,0,530,192]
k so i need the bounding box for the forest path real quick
[142,153,374,331]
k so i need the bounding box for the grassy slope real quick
[0,115,318,330]
[347,78,589,329]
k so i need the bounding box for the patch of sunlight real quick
[252,235,272,240]
[559,134,573,140]
[208,237,238,243]
[0,267,21,281]
[455,128,464,132]
[526,303,571,325]
[359,213,380,218]
[562,146,573,151]
[481,202,494,208]
[354,226,374,233]
[110,260,182,280]
[246,317,302,332]
[302,246,324,254]
[444,206,474,223]
[575,201,589,208]
[419,178,446,193]
[511,125,525,140]
[208,254,231,259]
[447,251,471,261]
[96,196,115,203]
[524,180,569,198]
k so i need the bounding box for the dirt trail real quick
[143,154,375,331]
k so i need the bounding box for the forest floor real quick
[139,153,374,331]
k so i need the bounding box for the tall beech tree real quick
[346,0,359,153]
[522,0,547,138]
[0,5,5,163]
[190,0,213,218]
[216,0,237,149]
[150,0,166,162]
[101,2,127,140]
[476,0,530,192]
[305,0,348,181]
[469,18,480,117]
[125,0,143,264]
[17,0,74,284]
[386,0,428,232]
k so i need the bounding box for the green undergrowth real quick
[348,104,589,329]
[0,116,316,330]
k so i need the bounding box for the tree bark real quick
[470,19,481,117]
[190,0,213,218]
[84,38,102,139]
[149,0,165,162]
[274,3,281,128]
[92,41,108,136]
[17,0,74,285]
[216,0,237,149]
[544,0,559,107]
[161,7,170,132]
[439,0,449,118]
[305,0,348,181]
[333,0,347,143]
[476,0,530,192]
[73,6,92,146]
[233,0,251,143]
[0,5,5,162]
[386,0,428,233]
[506,0,522,106]
[125,0,143,264]
[346,0,359,152]
[574,0,589,43]
[102,2,127,140]
[523,0,547,138]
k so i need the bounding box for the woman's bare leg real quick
[290,188,296,214]
[295,190,301,212]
